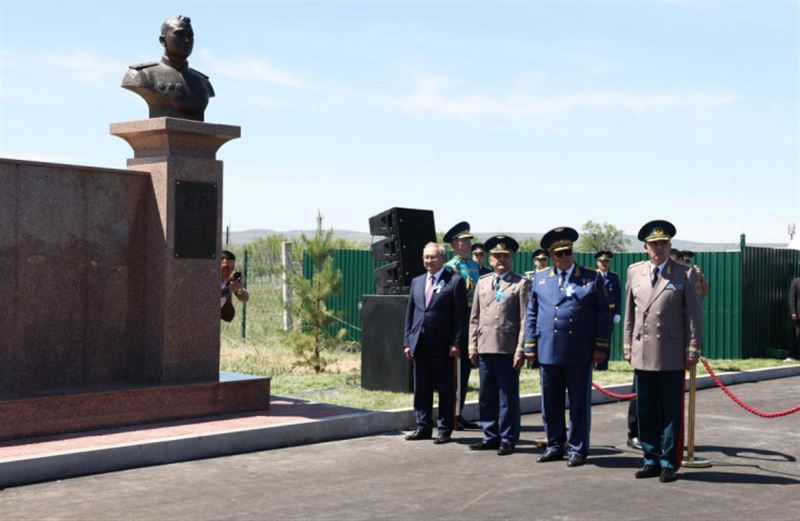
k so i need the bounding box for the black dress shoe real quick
[566,454,585,467]
[497,442,514,456]
[470,440,501,451]
[456,416,481,430]
[433,433,452,445]
[536,449,564,462]
[659,468,677,483]
[634,464,661,479]
[405,429,432,441]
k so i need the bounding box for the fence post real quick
[241,249,248,339]
[282,241,293,331]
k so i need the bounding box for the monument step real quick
[0,372,269,442]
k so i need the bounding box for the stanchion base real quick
[682,457,712,468]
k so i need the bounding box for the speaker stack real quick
[361,208,436,392]
[368,207,436,294]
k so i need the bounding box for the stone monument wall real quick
[0,158,153,393]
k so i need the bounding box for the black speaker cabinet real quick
[360,294,413,392]
[368,208,435,294]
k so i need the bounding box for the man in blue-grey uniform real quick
[444,221,482,430]
[523,227,611,467]
[594,251,621,371]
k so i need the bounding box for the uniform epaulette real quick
[190,67,209,79]
[479,272,494,279]
[129,61,159,70]
[628,260,647,269]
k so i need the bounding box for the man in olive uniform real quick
[444,221,481,430]
[472,243,492,276]
[524,248,550,280]
[468,236,531,455]
[122,15,215,121]
[624,220,703,483]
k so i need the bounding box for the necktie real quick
[494,276,501,290]
[425,275,435,306]
[651,266,660,287]
[560,271,568,289]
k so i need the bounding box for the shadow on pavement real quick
[695,444,797,463]
[678,470,800,485]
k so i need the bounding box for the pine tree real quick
[285,212,347,373]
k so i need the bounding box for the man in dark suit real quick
[594,251,621,371]
[523,227,611,467]
[624,220,703,483]
[790,277,800,361]
[403,242,467,444]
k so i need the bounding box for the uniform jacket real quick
[469,272,531,356]
[623,259,703,371]
[523,265,611,366]
[403,270,467,356]
[600,271,622,319]
[790,278,800,317]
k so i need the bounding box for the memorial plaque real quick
[174,180,217,258]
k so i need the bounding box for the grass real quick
[222,280,798,411]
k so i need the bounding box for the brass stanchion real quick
[682,363,711,468]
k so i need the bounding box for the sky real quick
[1,0,799,244]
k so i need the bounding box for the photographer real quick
[221,250,249,322]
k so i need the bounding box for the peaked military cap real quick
[471,242,486,254]
[532,248,549,260]
[682,250,695,260]
[485,235,518,254]
[637,220,676,242]
[670,248,682,258]
[595,250,613,261]
[443,221,474,243]
[541,227,579,252]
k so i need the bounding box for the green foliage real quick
[285,212,348,373]
[576,220,630,252]
[517,237,542,252]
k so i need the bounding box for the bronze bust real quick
[122,15,215,121]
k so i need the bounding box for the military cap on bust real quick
[443,221,474,244]
[595,250,613,261]
[540,227,579,252]
[485,235,519,254]
[637,220,676,242]
[471,242,486,254]
[532,248,549,260]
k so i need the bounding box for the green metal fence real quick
[303,240,798,359]
[742,245,800,357]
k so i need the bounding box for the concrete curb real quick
[2,364,799,488]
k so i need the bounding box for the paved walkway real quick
[2,376,798,520]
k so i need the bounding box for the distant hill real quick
[225,229,784,252]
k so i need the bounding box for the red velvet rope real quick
[701,359,800,418]
[591,382,636,400]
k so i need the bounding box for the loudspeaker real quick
[368,207,435,294]
[361,295,413,392]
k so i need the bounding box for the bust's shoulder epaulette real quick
[129,61,159,71]
[190,67,210,79]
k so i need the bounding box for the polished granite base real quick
[0,372,269,441]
